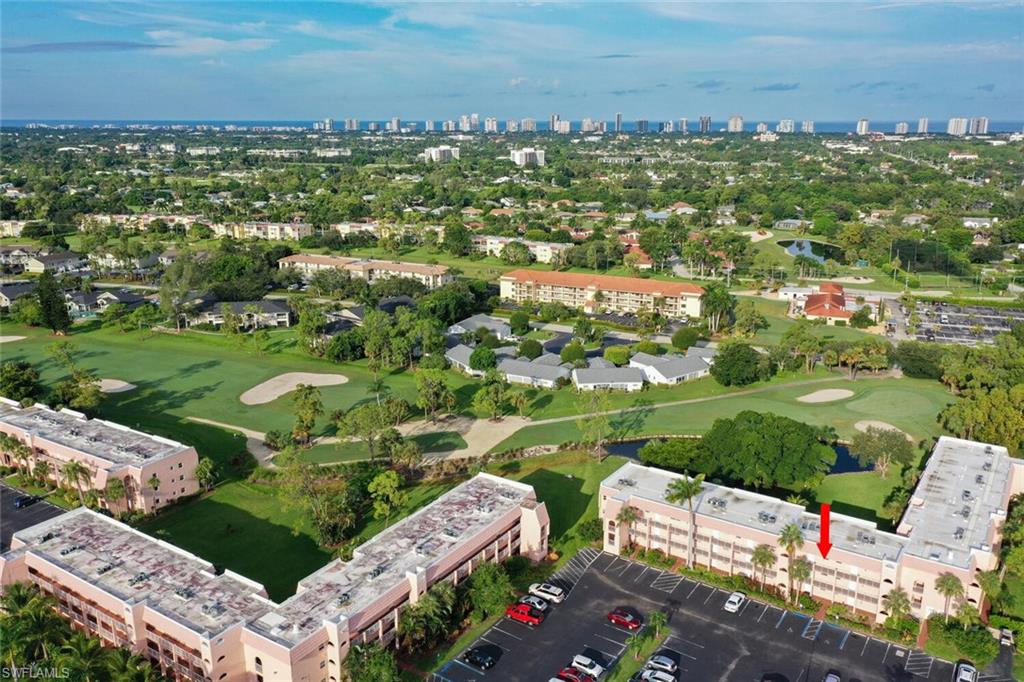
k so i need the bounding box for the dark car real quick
[461,647,496,671]
[14,495,38,509]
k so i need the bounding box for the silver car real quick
[517,594,549,612]
[645,655,678,674]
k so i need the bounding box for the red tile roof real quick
[500,269,703,297]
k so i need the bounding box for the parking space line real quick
[490,625,522,640]
[738,598,753,616]
[604,556,621,572]
[776,610,788,628]
[449,659,485,676]
[596,633,627,649]
[477,637,509,652]
[703,587,717,604]
[687,582,700,599]
[838,629,850,650]
[585,644,618,660]
[860,635,871,655]
[665,635,705,649]
[756,603,770,622]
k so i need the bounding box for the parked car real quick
[645,654,678,674]
[518,594,550,612]
[640,670,675,682]
[461,647,496,671]
[822,673,841,682]
[1000,628,1015,647]
[530,582,566,603]
[607,608,642,630]
[723,591,746,613]
[505,602,545,626]
[556,667,595,682]
[954,663,978,682]
[571,654,605,678]
[13,495,38,509]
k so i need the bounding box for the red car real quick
[505,602,545,626]
[556,667,595,682]
[607,608,642,630]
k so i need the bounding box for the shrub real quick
[469,346,497,371]
[927,616,1000,666]
[602,345,631,366]
[560,341,586,365]
[518,338,543,360]
[834,320,847,327]
[709,342,761,386]
[575,518,604,542]
[418,353,448,370]
[633,339,660,355]
[509,310,530,335]
[671,327,700,350]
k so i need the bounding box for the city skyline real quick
[2,1,1022,121]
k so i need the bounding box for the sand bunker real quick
[854,420,913,441]
[0,336,26,344]
[240,372,348,405]
[742,230,773,243]
[796,389,854,403]
[99,379,137,393]
[830,276,875,284]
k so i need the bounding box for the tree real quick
[700,282,735,334]
[276,448,354,545]
[518,338,543,360]
[849,306,873,329]
[935,572,964,623]
[751,544,777,591]
[603,344,631,366]
[291,384,324,446]
[159,253,200,332]
[575,390,611,459]
[648,609,668,638]
[194,457,217,492]
[468,561,514,618]
[894,341,947,380]
[560,340,587,366]
[61,460,91,505]
[849,426,915,479]
[147,474,160,494]
[54,632,112,681]
[294,302,328,356]
[501,241,534,265]
[35,270,71,335]
[415,369,454,422]
[368,470,408,528]
[103,477,126,514]
[940,385,1024,456]
[882,587,911,622]
[9,295,44,327]
[976,570,1002,616]
[443,222,472,256]
[344,642,402,682]
[733,300,768,337]
[472,370,508,420]
[509,390,531,417]
[573,316,597,343]
[791,557,812,601]
[778,523,805,603]
[509,310,530,335]
[469,345,497,372]
[0,361,42,403]
[710,341,761,387]
[665,473,705,569]
[616,505,640,548]
[671,327,700,351]
[335,403,392,459]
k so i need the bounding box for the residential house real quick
[629,352,711,385]
[497,357,570,389]
[189,300,292,328]
[0,281,36,310]
[571,367,645,392]
[24,252,87,274]
[448,314,513,341]
[337,296,416,326]
[278,254,452,290]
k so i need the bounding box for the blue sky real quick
[2,1,1022,121]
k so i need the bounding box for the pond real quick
[777,239,844,264]
[606,439,872,475]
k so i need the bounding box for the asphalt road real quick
[1,482,66,551]
[432,550,1004,682]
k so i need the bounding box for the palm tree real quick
[751,544,777,592]
[935,572,964,623]
[882,587,911,622]
[616,506,640,550]
[104,477,127,514]
[147,474,161,494]
[648,609,668,638]
[700,283,735,334]
[791,557,812,602]
[61,460,90,505]
[665,473,705,569]
[839,346,867,380]
[6,596,64,663]
[54,631,111,681]
[976,570,1002,616]
[777,523,805,603]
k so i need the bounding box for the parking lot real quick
[0,481,66,551]
[432,550,1005,682]
[910,301,1023,346]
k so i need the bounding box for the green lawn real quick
[739,295,877,347]
[297,431,469,464]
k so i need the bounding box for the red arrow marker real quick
[817,503,833,559]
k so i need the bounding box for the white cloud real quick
[145,31,276,57]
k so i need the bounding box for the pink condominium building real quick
[601,437,1022,623]
[0,399,199,514]
[0,473,549,682]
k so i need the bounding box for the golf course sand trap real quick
[796,389,854,403]
[742,230,773,243]
[241,372,349,405]
[855,420,914,441]
[830,276,875,284]
[0,336,26,344]
[99,379,137,393]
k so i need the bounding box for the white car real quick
[645,655,678,674]
[641,670,676,682]
[822,674,841,682]
[517,595,549,612]
[572,654,606,678]
[954,663,978,682]
[723,591,746,613]
[529,582,566,603]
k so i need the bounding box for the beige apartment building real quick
[0,400,199,514]
[471,235,570,264]
[601,437,1022,624]
[499,269,704,319]
[278,254,453,289]
[0,473,550,682]
[213,222,315,241]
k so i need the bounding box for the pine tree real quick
[36,271,71,334]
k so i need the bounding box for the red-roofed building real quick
[798,283,876,325]
[624,245,653,270]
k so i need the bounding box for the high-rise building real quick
[635,119,649,133]
[776,119,795,134]
[679,118,688,134]
[556,120,571,134]
[615,112,623,132]
[698,116,712,134]
[484,117,499,133]
[313,117,334,132]
[581,117,596,133]
[895,121,909,135]
[422,146,460,162]
[549,113,560,132]
[368,122,381,132]
[424,120,434,132]
[661,120,674,133]
[389,117,401,132]
[727,116,744,133]
[459,115,472,132]
[856,118,870,135]
[470,113,480,130]
[443,120,457,132]
[521,118,537,132]
[969,117,989,135]
[917,117,929,134]
[801,120,814,134]
[344,118,360,132]
[505,119,519,133]
[510,148,546,167]
[947,117,969,136]
[755,122,768,133]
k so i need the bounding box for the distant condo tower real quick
[917,117,929,134]
[727,115,744,133]
[801,120,815,133]
[895,121,909,134]
[856,118,870,135]
[615,112,623,132]
[699,116,712,134]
